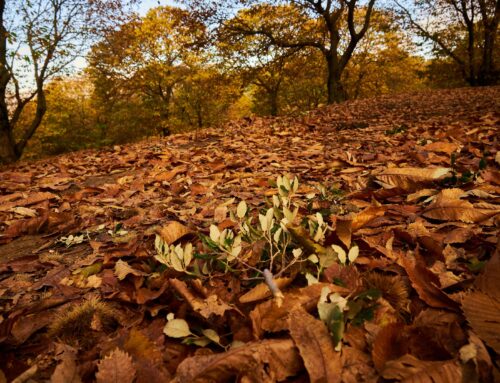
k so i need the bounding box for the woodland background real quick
[0,0,498,163]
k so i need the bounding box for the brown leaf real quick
[350,206,386,231]
[401,254,460,311]
[123,329,172,383]
[250,283,348,338]
[462,291,500,353]
[371,323,407,372]
[422,141,460,155]
[423,197,499,223]
[288,309,341,383]
[173,339,302,383]
[157,221,192,245]
[154,165,188,182]
[341,347,378,383]
[96,348,136,383]
[114,260,147,281]
[170,279,232,318]
[474,245,500,300]
[50,345,82,383]
[0,191,57,212]
[375,167,451,191]
[382,354,462,382]
[239,277,293,304]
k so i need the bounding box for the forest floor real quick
[0,86,499,382]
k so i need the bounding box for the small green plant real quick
[443,152,486,186]
[385,124,408,135]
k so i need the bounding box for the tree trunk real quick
[0,125,18,164]
[478,25,499,85]
[326,55,346,104]
[269,90,279,116]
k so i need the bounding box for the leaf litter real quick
[0,87,499,382]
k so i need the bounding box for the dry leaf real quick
[239,277,293,304]
[288,309,341,383]
[114,260,147,280]
[50,345,82,383]
[423,193,499,223]
[401,254,460,311]
[462,291,500,353]
[164,318,192,338]
[250,283,348,338]
[96,348,136,383]
[474,248,500,300]
[422,141,460,155]
[382,354,462,382]
[173,339,302,382]
[170,279,232,318]
[375,167,451,191]
[157,221,192,245]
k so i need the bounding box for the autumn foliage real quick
[0,86,499,381]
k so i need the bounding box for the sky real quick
[138,0,180,15]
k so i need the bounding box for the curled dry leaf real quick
[96,348,136,383]
[250,283,348,339]
[474,247,500,300]
[0,191,57,212]
[382,354,462,382]
[170,278,232,318]
[462,291,500,353]
[288,309,341,383]
[423,193,500,223]
[371,323,407,373]
[350,206,387,231]
[157,221,192,245]
[401,254,460,311]
[114,259,147,281]
[422,141,460,155]
[239,276,293,304]
[375,167,451,191]
[50,344,82,383]
[173,339,302,383]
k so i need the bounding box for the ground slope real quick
[0,87,499,382]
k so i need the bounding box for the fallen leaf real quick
[114,260,147,281]
[50,344,82,383]
[157,221,192,245]
[401,254,460,311]
[422,141,460,155]
[250,283,348,338]
[462,291,500,353]
[96,348,136,383]
[382,354,462,381]
[170,279,232,318]
[164,318,192,338]
[375,167,451,191]
[423,192,499,223]
[288,309,341,383]
[173,339,302,382]
[239,277,293,304]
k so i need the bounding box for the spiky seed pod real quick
[363,272,410,312]
[48,297,119,348]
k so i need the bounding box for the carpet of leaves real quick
[0,86,499,382]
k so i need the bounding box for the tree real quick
[188,0,377,104]
[341,8,426,98]
[218,6,305,116]
[20,76,99,159]
[395,0,499,86]
[87,6,206,135]
[0,0,135,164]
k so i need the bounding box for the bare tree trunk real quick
[478,0,500,85]
[0,0,18,164]
[327,55,346,103]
